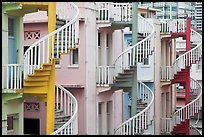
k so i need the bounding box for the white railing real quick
[23,2,79,79]
[96,2,132,22]
[114,14,155,76]
[176,39,186,50]
[161,118,172,133]
[56,2,75,22]
[160,66,172,81]
[161,77,202,133]
[114,81,154,135]
[160,19,186,33]
[172,29,202,78]
[190,124,202,135]
[2,64,23,91]
[51,83,78,135]
[96,66,114,87]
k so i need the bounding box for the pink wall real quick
[24,22,48,47]
[96,89,124,133]
[24,97,46,135]
[55,21,86,86]
[23,21,48,135]
[68,88,85,135]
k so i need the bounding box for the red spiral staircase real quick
[163,17,202,135]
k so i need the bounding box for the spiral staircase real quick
[112,14,155,136]
[95,2,156,135]
[160,19,202,135]
[22,2,79,135]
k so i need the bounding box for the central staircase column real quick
[130,2,138,117]
[184,17,191,135]
[46,3,56,134]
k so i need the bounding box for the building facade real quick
[195,2,202,30]
[2,2,202,135]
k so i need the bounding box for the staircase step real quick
[115,78,131,82]
[55,115,71,119]
[118,71,134,76]
[42,63,52,69]
[24,81,48,87]
[55,121,67,125]
[26,75,49,80]
[27,73,50,77]
[34,69,51,75]
[115,75,132,79]
[24,77,49,82]
[124,68,135,73]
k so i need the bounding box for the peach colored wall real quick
[55,21,86,86]
[96,89,123,134]
[24,97,46,135]
[24,22,48,47]
[23,11,48,24]
[68,88,85,135]
[23,19,48,135]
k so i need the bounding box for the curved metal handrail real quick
[172,28,202,76]
[114,14,155,65]
[113,14,155,77]
[114,81,154,135]
[23,2,79,78]
[51,83,78,135]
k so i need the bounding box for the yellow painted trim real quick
[16,2,49,6]
[48,3,56,61]
[23,86,48,94]
[46,59,55,134]
[16,89,23,93]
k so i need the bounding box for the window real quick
[127,39,132,46]
[196,58,202,70]
[98,32,101,47]
[8,18,14,37]
[7,115,14,131]
[143,58,149,65]
[70,48,78,65]
[55,60,60,65]
[24,102,40,112]
[24,30,40,40]
[106,34,109,48]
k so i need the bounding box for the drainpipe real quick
[130,2,138,117]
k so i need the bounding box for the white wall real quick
[137,54,154,82]
[83,2,98,134]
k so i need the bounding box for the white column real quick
[84,2,97,134]
[163,3,165,19]
[101,102,107,135]
[164,91,167,117]
[153,18,162,135]
[170,3,172,19]
[101,32,107,66]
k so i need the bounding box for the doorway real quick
[24,118,40,135]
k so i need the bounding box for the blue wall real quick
[8,17,17,64]
[123,82,154,120]
[123,32,154,120]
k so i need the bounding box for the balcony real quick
[96,66,115,87]
[95,2,132,29]
[2,64,23,93]
[161,66,172,81]
[160,19,186,34]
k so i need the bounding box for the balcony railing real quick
[96,66,115,87]
[96,2,132,23]
[160,66,172,81]
[2,64,23,92]
[160,19,186,34]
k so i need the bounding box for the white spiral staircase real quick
[160,20,202,134]
[95,2,156,134]
[23,2,79,135]
[112,14,155,135]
